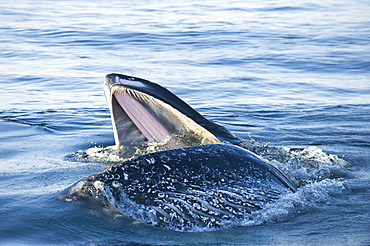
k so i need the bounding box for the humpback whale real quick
[63,73,297,231]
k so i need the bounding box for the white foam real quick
[240,140,347,187]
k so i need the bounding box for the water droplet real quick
[201,166,210,173]
[146,157,156,165]
[136,159,146,167]
[193,203,201,210]
[123,173,129,180]
[93,180,104,190]
[111,180,121,188]
[160,155,170,163]
[106,174,114,180]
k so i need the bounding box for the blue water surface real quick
[0,0,369,245]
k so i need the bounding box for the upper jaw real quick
[104,73,153,98]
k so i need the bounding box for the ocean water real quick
[0,0,369,245]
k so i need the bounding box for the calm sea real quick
[0,0,369,245]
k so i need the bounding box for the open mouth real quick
[113,89,170,142]
[104,74,221,147]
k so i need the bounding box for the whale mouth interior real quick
[108,86,221,147]
[113,89,170,143]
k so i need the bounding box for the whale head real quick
[103,74,239,149]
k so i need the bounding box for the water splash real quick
[240,140,347,186]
